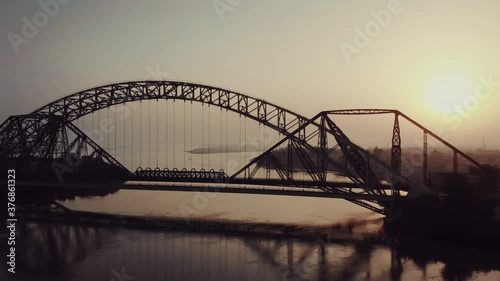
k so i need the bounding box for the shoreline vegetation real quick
[387,196,500,250]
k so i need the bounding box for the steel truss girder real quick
[31,81,311,140]
[230,113,360,184]
[133,167,228,181]
[250,151,290,181]
[322,114,384,195]
[327,109,483,171]
[0,114,131,177]
[232,112,406,191]
[0,114,66,162]
[64,120,131,175]
[229,113,390,213]
[290,139,322,182]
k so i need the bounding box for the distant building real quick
[428,172,482,192]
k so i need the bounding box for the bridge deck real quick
[129,176,400,190]
[18,181,401,203]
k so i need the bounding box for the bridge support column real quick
[317,114,328,183]
[391,114,402,196]
[287,140,293,180]
[423,132,429,185]
[391,114,402,175]
[453,151,458,173]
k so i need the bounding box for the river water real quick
[3,189,500,281]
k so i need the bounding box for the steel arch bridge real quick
[0,81,486,215]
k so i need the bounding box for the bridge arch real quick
[19,81,408,193]
[32,81,310,137]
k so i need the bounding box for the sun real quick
[425,74,475,114]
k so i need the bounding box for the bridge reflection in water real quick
[5,216,500,281]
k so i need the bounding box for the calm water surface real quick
[3,189,500,281]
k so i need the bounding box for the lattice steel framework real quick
[31,81,310,135]
[134,167,228,181]
[325,109,484,183]
[0,113,131,180]
[2,83,484,214]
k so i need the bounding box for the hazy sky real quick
[1,0,499,148]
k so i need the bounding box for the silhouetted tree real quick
[429,149,445,159]
[442,173,472,199]
[373,146,383,158]
[469,164,499,193]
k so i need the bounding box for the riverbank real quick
[386,196,500,250]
